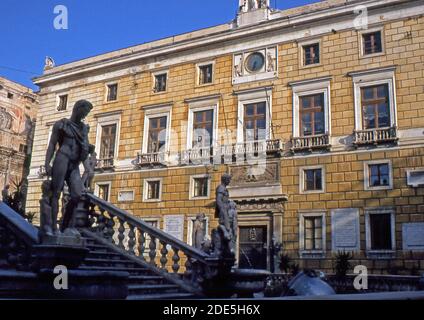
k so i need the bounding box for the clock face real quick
[245,52,265,73]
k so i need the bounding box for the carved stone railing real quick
[354,126,398,146]
[95,158,115,171]
[82,193,227,295]
[134,152,168,167]
[0,203,39,271]
[291,134,330,152]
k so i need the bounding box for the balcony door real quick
[361,84,390,130]
[299,93,325,137]
[147,116,167,153]
[99,124,117,166]
[244,102,266,142]
[192,109,214,148]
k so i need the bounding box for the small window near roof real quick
[57,94,68,111]
[154,73,167,93]
[7,92,14,99]
[362,31,382,55]
[199,64,213,85]
[303,43,320,65]
[107,83,118,101]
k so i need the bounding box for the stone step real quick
[128,275,165,285]
[128,284,181,295]
[85,244,111,252]
[127,292,196,300]
[87,251,125,259]
[81,257,137,268]
[78,266,150,275]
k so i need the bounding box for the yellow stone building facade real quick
[28,0,424,273]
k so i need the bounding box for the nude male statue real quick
[216,173,232,241]
[82,144,97,191]
[44,100,93,233]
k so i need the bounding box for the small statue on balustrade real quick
[39,180,53,236]
[192,213,207,250]
[1,184,10,204]
[82,144,97,192]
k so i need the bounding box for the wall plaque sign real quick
[331,208,360,252]
[163,215,185,241]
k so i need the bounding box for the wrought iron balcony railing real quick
[180,147,212,165]
[134,152,168,167]
[291,134,330,152]
[95,158,115,170]
[219,139,282,160]
[354,126,398,146]
[233,139,283,156]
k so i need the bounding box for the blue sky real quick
[0,0,318,90]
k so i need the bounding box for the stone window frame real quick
[152,70,169,94]
[196,61,215,87]
[364,159,393,191]
[117,189,135,202]
[350,67,397,132]
[235,87,272,144]
[94,112,121,164]
[299,210,327,258]
[186,215,210,246]
[186,98,219,150]
[142,104,172,154]
[290,77,332,138]
[298,38,322,68]
[143,178,163,202]
[189,174,211,200]
[358,26,385,59]
[94,181,112,202]
[56,91,69,112]
[299,165,326,194]
[104,81,119,103]
[365,207,396,257]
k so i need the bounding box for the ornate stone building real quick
[27,0,424,273]
[0,76,38,194]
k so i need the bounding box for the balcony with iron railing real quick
[180,147,212,165]
[134,152,169,167]
[354,126,398,146]
[95,158,115,171]
[134,139,283,168]
[232,139,283,158]
[290,134,330,152]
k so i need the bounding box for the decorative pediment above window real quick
[233,47,277,85]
